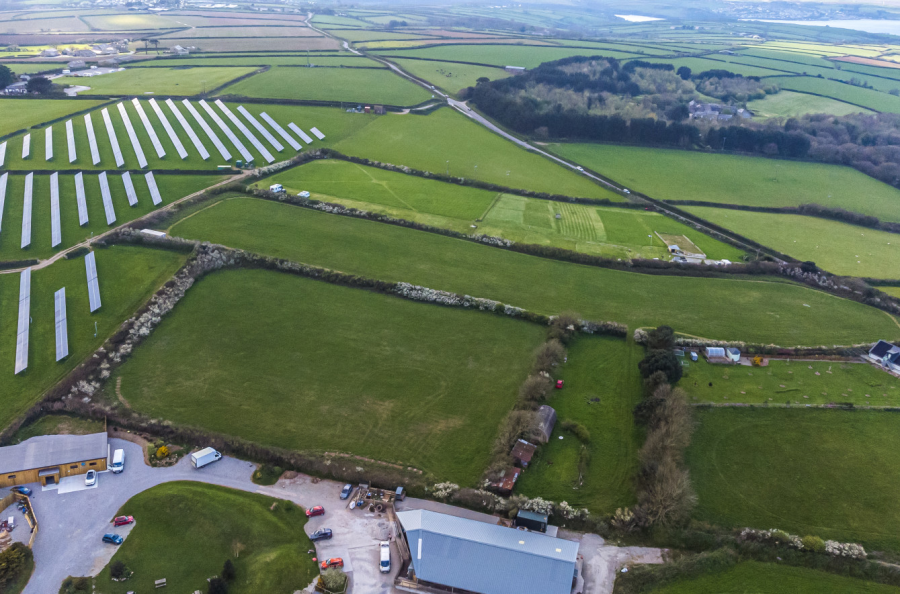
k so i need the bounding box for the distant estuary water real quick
[615,14,665,23]
[744,19,900,36]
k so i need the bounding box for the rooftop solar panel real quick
[149,98,188,159]
[0,173,6,233]
[117,102,148,168]
[215,101,274,163]
[20,172,32,249]
[166,99,209,160]
[199,100,252,163]
[50,172,61,248]
[85,251,101,312]
[101,108,124,167]
[0,141,6,167]
[66,119,77,164]
[74,172,88,226]
[310,127,326,140]
[237,106,284,152]
[260,112,301,151]
[14,268,31,375]
[122,171,138,206]
[145,172,162,206]
[182,100,230,161]
[45,126,53,161]
[21,134,30,159]
[288,123,314,144]
[85,113,101,166]
[132,98,166,159]
[54,288,68,361]
[98,172,116,225]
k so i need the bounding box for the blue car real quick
[11,487,31,496]
[310,528,333,542]
[340,484,353,500]
[102,534,124,545]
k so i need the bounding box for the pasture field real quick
[128,55,381,67]
[372,44,642,67]
[768,76,900,113]
[219,65,433,105]
[333,108,614,199]
[156,37,340,52]
[157,26,318,38]
[335,30,436,42]
[0,173,223,261]
[61,67,258,96]
[759,41,886,58]
[310,14,371,28]
[0,245,187,432]
[688,408,900,552]
[746,89,874,117]
[1,63,67,75]
[551,143,900,222]
[632,56,784,77]
[516,336,642,513]
[0,98,106,137]
[111,268,545,484]
[166,197,900,345]
[97,482,318,594]
[81,13,174,29]
[391,58,511,94]
[683,207,900,279]
[648,561,900,594]
[256,160,743,260]
[682,358,900,406]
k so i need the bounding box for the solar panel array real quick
[122,171,138,206]
[311,127,326,140]
[145,171,162,206]
[54,288,69,361]
[216,101,274,163]
[85,113,101,166]
[260,112,301,151]
[99,172,116,225]
[183,100,230,161]
[166,99,209,160]
[66,119,77,164]
[149,98,188,159]
[0,173,7,232]
[74,172,88,226]
[288,123,314,144]
[21,134,30,159]
[20,173,32,249]
[238,106,284,152]
[118,102,148,168]
[0,141,6,167]
[45,126,53,161]
[85,251,101,312]
[101,108,124,167]
[14,268,31,374]
[50,172,61,247]
[132,98,165,159]
[200,100,252,162]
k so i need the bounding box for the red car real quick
[321,558,344,570]
[113,516,134,527]
[555,380,564,389]
[306,506,325,518]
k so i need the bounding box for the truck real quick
[191,447,222,469]
[110,449,125,474]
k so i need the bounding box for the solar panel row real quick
[311,127,326,140]
[50,172,61,248]
[0,141,6,167]
[260,112,301,151]
[66,119,77,164]
[85,251,101,313]
[145,171,162,206]
[85,113,101,166]
[149,98,188,159]
[183,100,231,161]
[45,126,53,161]
[200,100,252,162]
[54,287,68,362]
[74,171,88,226]
[288,123,314,144]
[132,98,165,159]
[0,173,7,233]
[101,108,124,167]
[14,268,31,375]
[117,102,148,168]
[21,134,30,159]
[166,99,209,160]
[237,106,284,152]
[20,173,32,249]
[216,101,274,163]
[99,171,116,225]
[122,171,138,206]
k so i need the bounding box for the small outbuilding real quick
[510,439,536,468]
[726,348,741,362]
[0,433,108,488]
[535,405,557,444]
[704,347,725,359]
[515,509,548,533]
[490,467,520,496]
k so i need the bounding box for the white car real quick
[85,470,97,486]
[380,541,391,574]
[576,166,584,171]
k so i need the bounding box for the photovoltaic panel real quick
[145,172,162,206]
[0,173,6,233]
[54,288,68,361]
[288,123,314,144]
[45,126,53,161]
[166,99,208,160]
[20,172,32,249]
[21,134,30,159]
[132,98,165,159]
[0,141,6,166]
[260,112,301,151]
[149,98,188,159]
[237,105,284,152]
[117,102,148,168]
[66,119,77,163]
[101,108,124,167]
[74,172,88,225]
[50,172,61,247]
[85,113,101,165]
[99,172,116,225]
[122,171,138,206]
[85,251,101,312]
[14,268,31,374]
[311,127,325,140]
[182,100,230,161]
[216,100,273,163]
[199,99,252,162]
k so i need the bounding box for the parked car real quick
[320,558,344,570]
[339,484,353,500]
[555,380,564,389]
[102,534,124,545]
[84,470,97,486]
[306,506,325,518]
[380,541,391,574]
[310,528,333,542]
[11,487,31,496]
[113,516,134,527]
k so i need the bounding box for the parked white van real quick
[379,541,391,574]
[111,449,125,473]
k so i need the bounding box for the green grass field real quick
[372,44,641,67]
[129,55,380,67]
[683,207,900,278]
[551,143,900,222]
[516,336,642,513]
[62,67,258,96]
[648,561,900,594]
[688,408,900,551]
[632,56,784,77]
[0,98,105,137]
[682,358,900,406]
[391,59,511,94]
[97,482,319,594]
[0,245,187,433]
[219,65,433,105]
[166,197,900,345]
[11,414,105,443]
[112,268,545,484]
[768,76,900,113]
[747,89,874,117]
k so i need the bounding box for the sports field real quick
[97,482,318,593]
[747,89,874,118]
[391,59,512,93]
[62,67,258,96]
[166,197,900,345]
[684,207,900,279]
[373,44,642,67]
[219,65,433,105]
[516,336,642,513]
[768,76,900,114]
[688,408,900,551]
[551,143,900,222]
[0,99,105,137]
[112,268,545,484]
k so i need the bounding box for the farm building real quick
[490,467,520,496]
[726,348,741,362]
[868,340,900,372]
[40,48,59,57]
[510,439,536,468]
[395,509,581,594]
[535,405,557,443]
[0,433,108,488]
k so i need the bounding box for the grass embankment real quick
[254,160,743,260]
[62,67,258,96]
[0,99,106,137]
[0,245,187,432]
[688,408,900,552]
[166,197,900,345]
[551,143,900,222]
[517,336,642,513]
[112,268,545,484]
[96,482,318,594]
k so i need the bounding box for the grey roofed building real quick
[0,432,108,475]
[397,509,579,594]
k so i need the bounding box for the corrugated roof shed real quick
[397,509,578,594]
[0,433,107,474]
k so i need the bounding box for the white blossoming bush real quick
[740,528,865,559]
[825,540,867,559]
[556,501,589,521]
[519,496,554,515]
[432,482,460,500]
